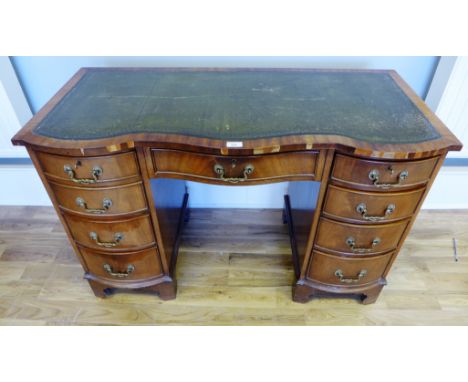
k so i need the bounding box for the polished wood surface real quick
[25,146,174,299]
[151,149,319,184]
[10,68,463,305]
[322,185,425,224]
[79,246,163,282]
[331,154,439,191]
[17,140,454,304]
[50,181,148,217]
[314,217,409,255]
[63,213,156,251]
[307,250,392,286]
[36,150,141,186]
[1,207,467,325]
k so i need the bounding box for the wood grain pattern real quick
[307,249,393,286]
[22,145,453,303]
[63,213,156,252]
[9,69,463,306]
[314,217,409,256]
[331,153,439,191]
[294,152,446,303]
[79,246,163,282]
[26,147,173,299]
[36,150,140,186]
[322,185,425,224]
[50,181,148,217]
[1,207,467,325]
[151,149,319,184]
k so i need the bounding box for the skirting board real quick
[0,165,467,209]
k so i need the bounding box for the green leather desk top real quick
[33,69,440,144]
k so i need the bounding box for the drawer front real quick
[51,181,148,217]
[331,154,439,191]
[315,217,408,255]
[64,214,155,251]
[151,149,319,183]
[323,185,425,223]
[80,246,163,281]
[36,151,140,185]
[307,250,392,286]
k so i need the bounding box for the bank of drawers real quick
[307,153,439,288]
[36,150,163,282]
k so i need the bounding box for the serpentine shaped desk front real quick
[12,68,462,304]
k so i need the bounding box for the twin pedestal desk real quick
[12,68,462,304]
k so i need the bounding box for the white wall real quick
[427,57,468,159]
[0,57,31,158]
[186,181,289,209]
[422,166,468,209]
[0,165,52,206]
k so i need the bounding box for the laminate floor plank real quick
[0,206,467,325]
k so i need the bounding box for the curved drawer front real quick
[331,154,439,191]
[80,246,163,281]
[64,214,155,251]
[323,185,425,223]
[36,151,140,186]
[315,217,409,255]
[51,181,148,217]
[151,149,319,183]
[307,250,393,286]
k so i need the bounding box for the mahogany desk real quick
[12,68,462,304]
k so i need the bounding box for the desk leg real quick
[145,281,177,300]
[170,193,189,275]
[284,181,321,285]
[293,280,385,304]
[87,279,110,298]
[149,177,188,299]
[283,195,301,280]
[86,277,177,300]
[292,283,321,303]
[360,283,384,305]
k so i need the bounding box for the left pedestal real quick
[28,147,178,301]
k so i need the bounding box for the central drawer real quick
[64,213,156,251]
[315,217,409,255]
[151,149,319,183]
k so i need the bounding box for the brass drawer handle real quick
[335,269,368,284]
[368,168,408,189]
[103,263,135,278]
[356,202,395,221]
[346,236,381,253]
[76,197,112,214]
[89,232,123,248]
[64,165,103,184]
[213,163,254,183]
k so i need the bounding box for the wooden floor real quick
[0,206,467,325]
